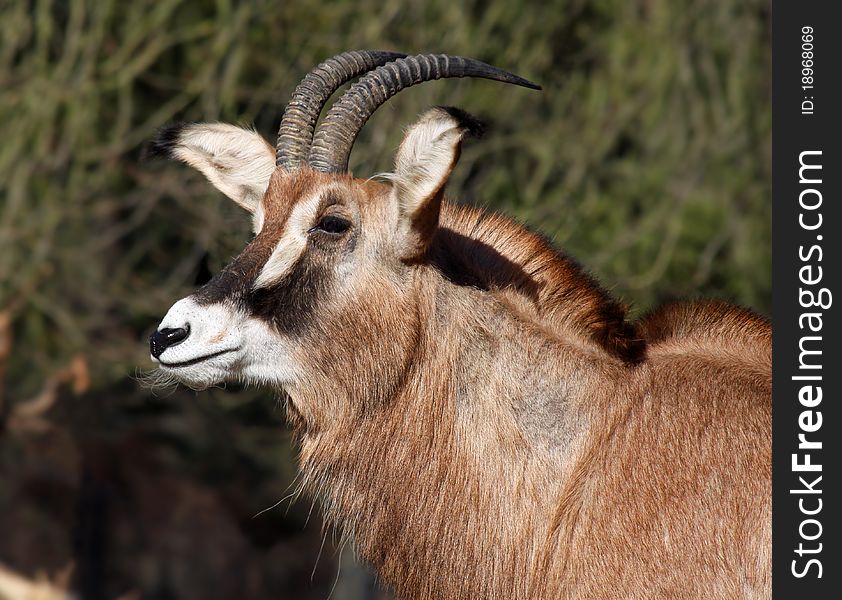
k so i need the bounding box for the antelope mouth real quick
[157,347,239,368]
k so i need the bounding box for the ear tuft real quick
[391,106,483,260]
[142,122,276,220]
[437,106,485,139]
[144,122,189,160]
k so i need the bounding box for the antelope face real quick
[145,52,538,395]
[149,108,479,392]
[150,164,385,391]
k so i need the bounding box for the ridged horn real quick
[276,50,407,170]
[308,54,541,173]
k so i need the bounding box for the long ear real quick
[148,122,275,217]
[391,107,484,260]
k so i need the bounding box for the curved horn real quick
[276,50,407,170]
[308,54,541,173]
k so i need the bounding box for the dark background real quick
[0,1,770,598]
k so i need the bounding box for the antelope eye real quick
[311,215,351,235]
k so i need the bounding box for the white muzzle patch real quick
[151,297,243,387]
[151,296,300,389]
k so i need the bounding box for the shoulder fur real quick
[638,299,771,345]
[637,299,771,372]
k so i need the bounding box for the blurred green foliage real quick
[0,0,770,597]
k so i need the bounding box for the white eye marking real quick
[253,192,323,290]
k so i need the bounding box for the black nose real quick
[149,327,190,359]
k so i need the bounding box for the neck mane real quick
[431,202,645,364]
[296,277,613,598]
[287,201,646,597]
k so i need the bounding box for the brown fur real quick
[155,119,771,599]
[433,204,646,363]
[275,185,771,599]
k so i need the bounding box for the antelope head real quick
[148,52,538,424]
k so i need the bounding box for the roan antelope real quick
[146,51,771,599]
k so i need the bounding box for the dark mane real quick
[430,202,646,364]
